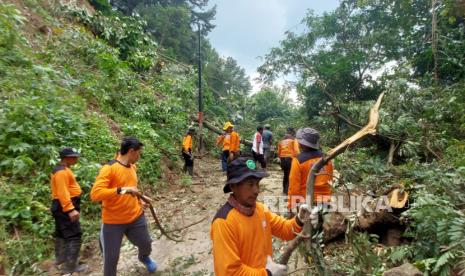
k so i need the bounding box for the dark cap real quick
[296,127,320,149]
[59,147,80,158]
[223,157,269,193]
[286,127,295,134]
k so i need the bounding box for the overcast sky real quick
[207,0,340,93]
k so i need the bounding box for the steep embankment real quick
[0,0,196,274]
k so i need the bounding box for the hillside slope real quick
[0,0,197,273]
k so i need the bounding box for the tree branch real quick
[279,92,385,265]
[189,114,253,147]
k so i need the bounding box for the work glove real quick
[297,204,319,228]
[265,256,287,276]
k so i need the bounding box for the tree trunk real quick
[189,114,253,147]
[387,141,396,166]
[432,0,439,83]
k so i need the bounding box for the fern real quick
[433,251,455,274]
[389,245,414,264]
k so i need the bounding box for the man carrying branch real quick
[91,137,157,276]
[288,128,333,211]
[210,157,318,276]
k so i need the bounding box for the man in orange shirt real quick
[91,137,157,276]
[182,127,195,176]
[288,128,333,211]
[277,128,300,195]
[50,147,88,274]
[216,121,240,172]
[211,157,318,276]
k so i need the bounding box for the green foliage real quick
[249,87,294,123]
[88,0,113,14]
[388,245,414,265]
[258,0,465,273]
[69,8,157,71]
[400,164,465,275]
[0,1,196,273]
[0,4,26,50]
[350,233,384,275]
[180,174,193,186]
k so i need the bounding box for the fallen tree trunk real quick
[189,114,253,147]
[322,197,401,243]
[279,92,385,265]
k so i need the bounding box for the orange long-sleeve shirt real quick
[211,202,302,276]
[50,165,82,212]
[217,131,240,152]
[182,134,193,152]
[90,160,142,224]
[277,138,300,158]
[288,151,333,209]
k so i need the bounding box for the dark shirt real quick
[262,130,273,148]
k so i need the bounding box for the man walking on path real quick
[277,128,300,194]
[210,157,318,276]
[262,124,273,164]
[182,127,195,176]
[50,147,88,275]
[216,121,240,172]
[288,128,333,211]
[91,137,157,276]
[252,126,266,168]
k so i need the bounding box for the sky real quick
[207,0,340,95]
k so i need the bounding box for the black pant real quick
[51,197,82,239]
[182,151,193,167]
[252,151,266,168]
[221,150,230,172]
[280,157,292,194]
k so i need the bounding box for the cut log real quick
[189,114,253,147]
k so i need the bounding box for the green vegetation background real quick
[1,0,465,275]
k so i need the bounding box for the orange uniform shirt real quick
[277,138,300,158]
[211,202,302,276]
[182,134,193,152]
[91,160,142,224]
[217,131,240,152]
[50,165,82,212]
[288,151,333,209]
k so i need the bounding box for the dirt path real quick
[84,156,287,276]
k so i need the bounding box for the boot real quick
[54,237,66,267]
[140,256,157,273]
[187,166,193,176]
[62,239,88,275]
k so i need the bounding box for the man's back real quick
[262,130,272,148]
